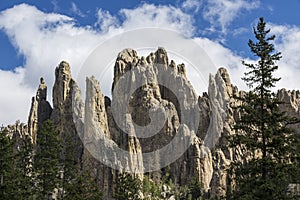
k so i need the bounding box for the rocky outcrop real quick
[109,48,215,192]
[82,76,116,198]
[11,48,299,199]
[205,68,244,197]
[2,120,28,140]
[28,77,52,144]
[46,49,241,198]
[278,89,300,124]
[51,61,83,165]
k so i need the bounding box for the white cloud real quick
[182,0,201,12]
[0,68,35,125]
[0,4,102,88]
[194,37,248,91]
[232,27,248,36]
[271,24,300,90]
[119,3,195,37]
[0,3,195,125]
[95,8,119,32]
[195,22,300,92]
[203,0,260,33]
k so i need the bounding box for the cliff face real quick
[13,48,299,198]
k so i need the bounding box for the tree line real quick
[0,120,102,200]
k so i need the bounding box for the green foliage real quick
[114,172,142,200]
[33,120,62,199]
[60,131,80,199]
[0,129,35,200]
[228,17,300,200]
[15,134,34,199]
[0,122,103,200]
[142,175,162,199]
[0,129,17,199]
[176,177,203,200]
[63,170,102,200]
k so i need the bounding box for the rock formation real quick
[4,48,299,199]
[28,77,52,144]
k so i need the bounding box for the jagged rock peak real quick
[85,76,110,138]
[117,48,138,63]
[177,63,187,78]
[113,48,139,89]
[28,77,52,144]
[154,47,169,65]
[3,121,28,139]
[218,67,231,86]
[278,88,300,113]
[57,60,71,74]
[54,61,72,83]
[52,61,73,109]
[36,77,47,101]
[113,47,190,91]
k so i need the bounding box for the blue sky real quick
[0,0,300,124]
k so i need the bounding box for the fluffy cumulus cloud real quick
[0,4,101,87]
[271,24,300,90]
[95,8,119,32]
[0,3,195,124]
[202,0,260,33]
[0,68,35,125]
[194,37,249,91]
[119,3,195,37]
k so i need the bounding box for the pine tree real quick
[33,120,62,199]
[114,172,142,200]
[63,169,102,200]
[60,132,79,199]
[59,132,102,200]
[0,129,17,199]
[175,177,204,200]
[142,175,162,199]
[228,17,300,199]
[15,134,34,199]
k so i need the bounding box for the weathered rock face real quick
[50,61,83,164]
[109,48,215,191]
[278,89,300,123]
[20,49,213,198]
[52,61,72,110]
[82,76,116,198]
[13,48,299,199]
[2,121,28,140]
[205,67,245,197]
[28,77,52,144]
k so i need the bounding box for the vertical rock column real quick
[51,61,83,167]
[83,76,116,198]
[28,77,52,144]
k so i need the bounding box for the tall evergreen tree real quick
[15,134,34,199]
[0,129,17,199]
[33,120,62,199]
[228,17,300,200]
[60,132,79,199]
